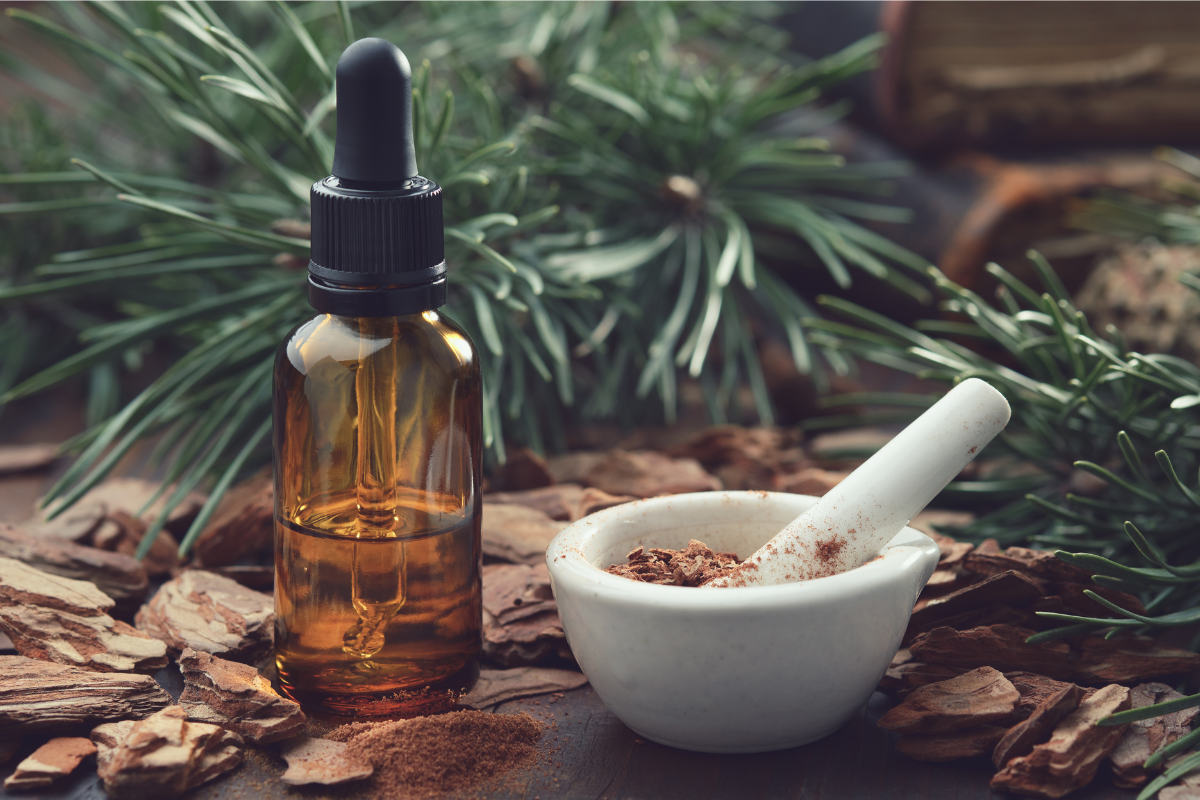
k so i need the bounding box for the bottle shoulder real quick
[277,311,478,379]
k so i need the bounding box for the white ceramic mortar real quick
[545,491,940,753]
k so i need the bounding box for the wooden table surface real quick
[0,393,1140,800]
[0,678,1139,800]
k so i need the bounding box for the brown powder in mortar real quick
[327,710,543,799]
[604,539,741,586]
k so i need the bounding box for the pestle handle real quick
[707,378,1010,588]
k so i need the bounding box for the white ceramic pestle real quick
[705,378,1011,588]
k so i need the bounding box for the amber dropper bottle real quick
[273,38,482,715]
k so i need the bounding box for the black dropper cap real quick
[307,38,445,317]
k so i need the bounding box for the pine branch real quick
[1,1,570,542]
[0,2,925,559]
[818,253,1200,630]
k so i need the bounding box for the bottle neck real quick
[307,274,447,317]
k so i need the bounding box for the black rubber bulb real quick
[331,38,418,187]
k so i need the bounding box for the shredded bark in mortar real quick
[604,539,741,586]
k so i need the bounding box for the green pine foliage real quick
[529,30,928,427]
[0,1,927,555]
[1071,147,1200,246]
[816,253,1200,620]
[816,252,1200,798]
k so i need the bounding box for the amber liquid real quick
[275,492,480,712]
[273,311,482,715]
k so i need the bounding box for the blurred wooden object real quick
[935,152,1173,290]
[882,1,1200,149]
[817,117,1176,302]
[788,2,1200,151]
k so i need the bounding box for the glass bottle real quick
[272,38,481,715]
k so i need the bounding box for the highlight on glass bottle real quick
[273,310,482,714]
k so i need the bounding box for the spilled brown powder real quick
[604,539,741,586]
[815,533,847,565]
[327,710,543,799]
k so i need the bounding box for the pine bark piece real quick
[878,648,914,694]
[713,460,779,492]
[135,570,273,663]
[278,738,373,786]
[1007,672,1080,721]
[0,555,113,615]
[909,511,976,546]
[992,683,1084,769]
[92,706,243,800]
[915,524,977,570]
[975,539,1003,556]
[483,563,556,625]
[0,558,167,673]
[0,740,20,764]
[492,446,555,492]
[34,480,205,578]
[774,467,850,496]
[0,443,59,475]
[878,666,1019,734]
[668,425,806,492]
[545,452,606,485]
[963,546,1093,584]
[798,427,873,467]
[93,511,179,579]
[960,544,1146,615]
[483,607,570,667]
[895,725,1008,762]
[209,566,274,591]
[1160,761,1200,800]
[574,487,637,520]
[178,649,305,745]
[480,503,567,565]
[879,659,964,696]
[484,485,586,521]
[21,498,107,543]
[894,664,971,699]
[908,571,1045,633]
[1055,582,1147,617]
[4,737,96,790]
[0,655,171,738]
[909,604,1033,644]
[990,684,1131,799]
[666,425,793,470]
[807,427,891,461]
[1075,635,1200,684]
[909,625,1076,680]
[1026,587,1146,620]
[581,449,722,498]
[921,569,962,596]
[938,541,975,569]
[1110,682,1200,789]
[0,523,148,604]
[43,478,206,539]
[192,472,273,568]
[460,667,588,708]
[1167,755,1200,783]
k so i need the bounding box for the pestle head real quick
[708,378,1010,588]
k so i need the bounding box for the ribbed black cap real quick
[308,38,446,317]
